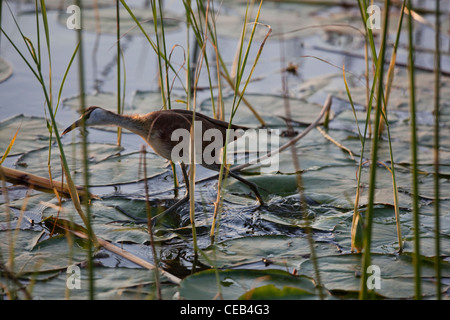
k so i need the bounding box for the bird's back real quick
[142,109,247,168]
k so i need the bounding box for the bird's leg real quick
[150,162,190,226]
[108,163,190,226]
[226,169,265,206]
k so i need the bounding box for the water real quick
[0,0,449,300]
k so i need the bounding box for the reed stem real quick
[407,0,421,300]
[141,146,161,299]
[359,0,390,300]
[433,0,441,300]
[76,0,95,300]
[116,0,122,146]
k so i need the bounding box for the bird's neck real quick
[100,110,147,137]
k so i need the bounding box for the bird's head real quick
[62,106,109,136]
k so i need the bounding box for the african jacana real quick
[62,106,264,225]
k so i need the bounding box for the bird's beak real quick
[61,119,81,136]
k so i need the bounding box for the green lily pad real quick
[27,266,177,300]
[334,70,450,115]
[40,196,179,244]
[16,143,168,186]
[200,93,330,127]
[298,253,449,299]
[201,235,339,269]
[0,192,56,223]
[214,2,324,40]
[0,115,60,156]
[238,284,317,300]
[0,229,87,274]
[179,268,321,300]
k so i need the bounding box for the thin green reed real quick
[116,0,122,146]
[433,0,441,300]
[406,0,421,300]
[210,1,269,239]
[359,0,390,300]
[119,0,186,93]
[158,0,171,110]
[190,0,219,118]
[152,0,180,190]
[151,0,169,109]
[354,0,404,254]
[350,0,380,252]
[0,0,2,48]
[75,0,95,300]
[183,0,198,256]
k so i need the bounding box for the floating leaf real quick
[28,266,177,300]
[0,57,13,83]
[131,90,187,114]
[298,253,449,299]
[214,2,322,40]
[20,0,111,10]
[57,7,181,35]
[0,115,60,156]
[238,284,317,300]
[17,143,168,186]
[179,269,320,300]
[0,229,87,274]
[200,93,331,127]
[201,235,339,269]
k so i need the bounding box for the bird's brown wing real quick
[165,109,248,131]
[148,110,245,168]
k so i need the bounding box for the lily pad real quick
[16,143,168,186]
[0,229,87,274]
[214,2,324,40]
[20,0,111,10]
[0,57,13,83]
[28,266,177,300]
[40,196,180,244]
[179,268,321,300]
[0,114,61,156]
[200,93,331,127]
[334,70,450,115]
[201,235,339,269]
[298,253,449,299]
[131,90,187,114]
[57,7,181,35]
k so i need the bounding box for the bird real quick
[62,106,264,225]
